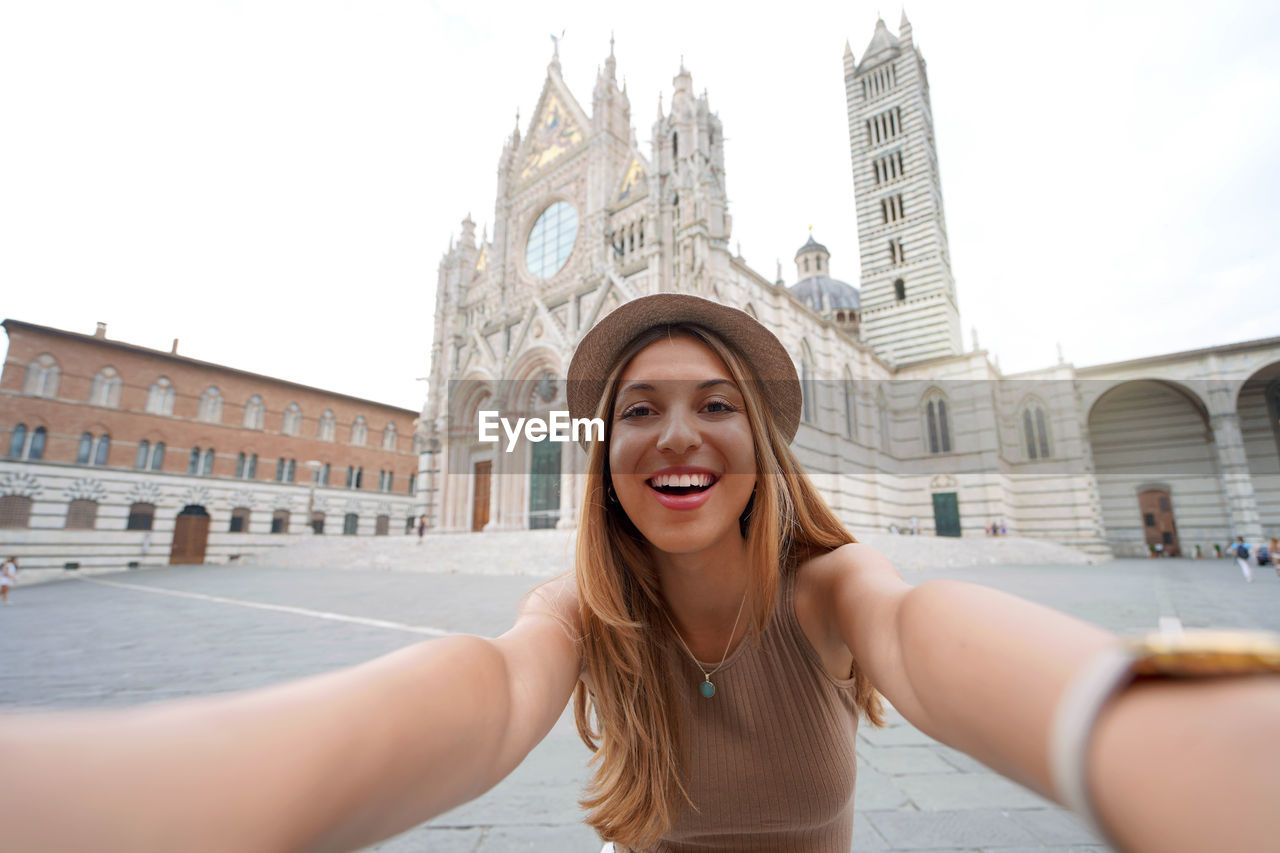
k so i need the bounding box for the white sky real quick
[2,1,1278,410]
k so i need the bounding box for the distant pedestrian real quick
[1,556,17,604]
[416,514,427,544]
[1194,544,1203,559]
[999,521,1007,536]
[1228,537,1253,583]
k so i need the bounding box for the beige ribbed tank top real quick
[630,565,861,853]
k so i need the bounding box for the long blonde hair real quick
[573,324,884,847]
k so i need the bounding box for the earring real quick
[607,485,618,503]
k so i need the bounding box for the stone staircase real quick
[241,528,1097,575]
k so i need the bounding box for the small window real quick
[93,435,111,466]
[189,447,201,474]
[89,368,122,408]
[375,514,390,536]
[318,410,336,441]
[66,499,98,529]
[350,416,368,446]
[408,473,416,495]
[7,424,27,459]
[271,509,290,534]
[382,423,398,451]
[28,427,46,460]
[77,432,93,464]
[320,463,330,486]
[243,395,265,430]
[894,278,906,301]
[135,440,151,469]
[24,354,60,398]
[229,507,251,533]
[925,396,952,455]
[146,378,175,415]
[310,511,326,534]
[1144,513,1156,527]
[0,495,33,528]
[126,502,155,531]
[151,442,165,471]
[1158,496,1171,512]
[285,459,295,483]
[197,387,223,423]
[202,448,216,476]
[282,403,302,436]
[343,513,359,535]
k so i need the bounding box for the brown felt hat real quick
[566,293,802,445]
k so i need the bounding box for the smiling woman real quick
[1,299,1279,853]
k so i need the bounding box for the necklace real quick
[662,590,748,699]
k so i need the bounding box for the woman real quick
[1,295,1278,852]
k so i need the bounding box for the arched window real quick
[146,378,175,415]
[235,453,257,479]
[89,367,122,407]
[285,458,295,483]
[126,502,154,531]
[877,387,891,453]
[151,442,165,471]
[243,395,265,430]
[271,509,290,534]
[23,354,60,398]
[93,435,111,466]
[894,278,906,301]
[201,447,216,475]
[28,427,46,460]
[77,432,93,464]
[197,387,223,423]
[229,507,251,533]
[924,393,952,454]
[66,499,98,530]
[0,495,34,529]
[1022,403,1052,460]
[135,440,151,469]
[310,511,326,534]
[350,416,368,446]
[189,446,201,474]
[318,410,336,442]
[382,422,398,451]
[7,424,27,458]
[282,403,302,436]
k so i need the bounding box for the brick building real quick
[1,319,423,570]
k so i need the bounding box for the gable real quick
[518,91,585,182]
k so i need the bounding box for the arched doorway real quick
[170,505,210,565]
[1088,380,1226,556]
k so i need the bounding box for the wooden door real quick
[931,492,961,538]
[170,505,210,564]
[472,460,492,532]
[1138,489,1180,555]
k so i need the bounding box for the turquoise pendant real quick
[700,679,716,699]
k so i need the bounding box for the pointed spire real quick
[657,91,664,119]
[899,9,914,45]
[844,39,852,57]
[900,8,911,29]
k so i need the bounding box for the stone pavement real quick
[2,554,1276,852]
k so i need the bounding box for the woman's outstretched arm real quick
[0,578,582,852]
[821,543,1280,853]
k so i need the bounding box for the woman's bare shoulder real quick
[796,541,904,598]
[519,574,583,638]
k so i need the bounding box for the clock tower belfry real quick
[844,13,961,364]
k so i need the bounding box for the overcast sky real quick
[3,1,1278,410]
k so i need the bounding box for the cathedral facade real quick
[419,19,1280,558]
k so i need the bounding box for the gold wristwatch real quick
[1051,628,1280,846]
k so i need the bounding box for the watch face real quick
[525,201,578,279]
[1130,629,1280,677]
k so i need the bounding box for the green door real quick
[932,492,961,537]
[528,441,561,529]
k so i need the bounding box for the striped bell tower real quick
[844,13,961,365]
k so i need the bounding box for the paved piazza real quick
[3,555,1277,852]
